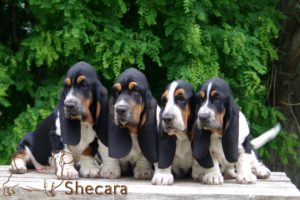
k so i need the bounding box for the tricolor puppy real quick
[152,80,197,185]
[99,68,159,179]
[10,61,108,179]
[192,77,281,184]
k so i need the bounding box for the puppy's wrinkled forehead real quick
[199,77,233,101]
[162,80,194,101]
[112,68,150,95]
[64,61,98,86]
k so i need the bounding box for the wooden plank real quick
[0,165,299,200]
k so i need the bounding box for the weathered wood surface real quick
[0,166,299,200]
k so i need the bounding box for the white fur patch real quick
[152,165,174,185]
[79,155,100,178]
[162,81,186,132]
[68,122,97,162]
[120,134,153,179]
[171,134,193,177]
[64,89,80,105]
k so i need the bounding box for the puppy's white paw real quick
[100,164,121,179]
[237,172,257,184]
[80,164,100,178]
[10,158,27,174]
[56,165,79,180]
[152,172,174,185]
[134,166,153,180]
[79,156,100,178]
[202,171,224,185]
[253,164,271,179]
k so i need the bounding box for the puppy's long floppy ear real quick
[91,80,109,146]
[138,97,158,163]
[222,96,239,163]
[158,127,176,168]
[108,100,132,158]
[59,89,81,145]
[192,127,214,168]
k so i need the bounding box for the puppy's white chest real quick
[69,123,96,160]
[120,134,141,165]
[209,133,229,167]
[172,135,193,175]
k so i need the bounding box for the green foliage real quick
[0,0,298,170]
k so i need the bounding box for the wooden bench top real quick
[0,166,299,199]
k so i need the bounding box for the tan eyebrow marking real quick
[113,83,122,92]
[64,77,72,86]
[175,88,185,97]
[210,90,218,97]
[128,81,138,90]
[200,91,205,98]
[77,75,86,84]
[162,90,169,99]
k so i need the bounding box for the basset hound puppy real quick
[152,80,200,185]
[192,77,281,184]
[98,68,159,179]
[10,61,108,179]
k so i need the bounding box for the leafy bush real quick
[0,0,298,169]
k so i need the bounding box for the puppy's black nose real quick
[116,105,128,115]
[162,114,174,123]
[199,113,209,121]
[65,101,77,111]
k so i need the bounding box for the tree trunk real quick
[272,0,300,188]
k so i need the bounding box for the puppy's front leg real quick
[133,155,153,180]
[236,152,256,184]
[193,158,224,185]
[98,141,121,179]
[54,149,78,180]
[152,164,173,185]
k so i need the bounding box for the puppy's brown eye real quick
[162,97,167,105]
[176,95,186,104]
[80,81,89,90]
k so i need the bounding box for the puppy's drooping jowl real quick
[99,68,159,179]
[10,61,108,179]
[152,80,199,185]
[192,77,280,184]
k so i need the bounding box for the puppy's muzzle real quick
[116,104,129,116]
[64,99,82,119]
[162,113,175,125]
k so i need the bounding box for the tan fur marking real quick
[175,88,185,97]
[77,93,94,124]
[77,75,86,84]
[14,150,26,159]
[64,77,72,86]
[181,103,190,133]
[82,146,93,156]
[113,83,122,92]
[200,91,205,98]
[211,90,218,97]
[128,81,138,90]
[215,109,226,136]
[131,100,145,125]
[162,90,169,100]
[126,125,138,134]
[96,102,101,119]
